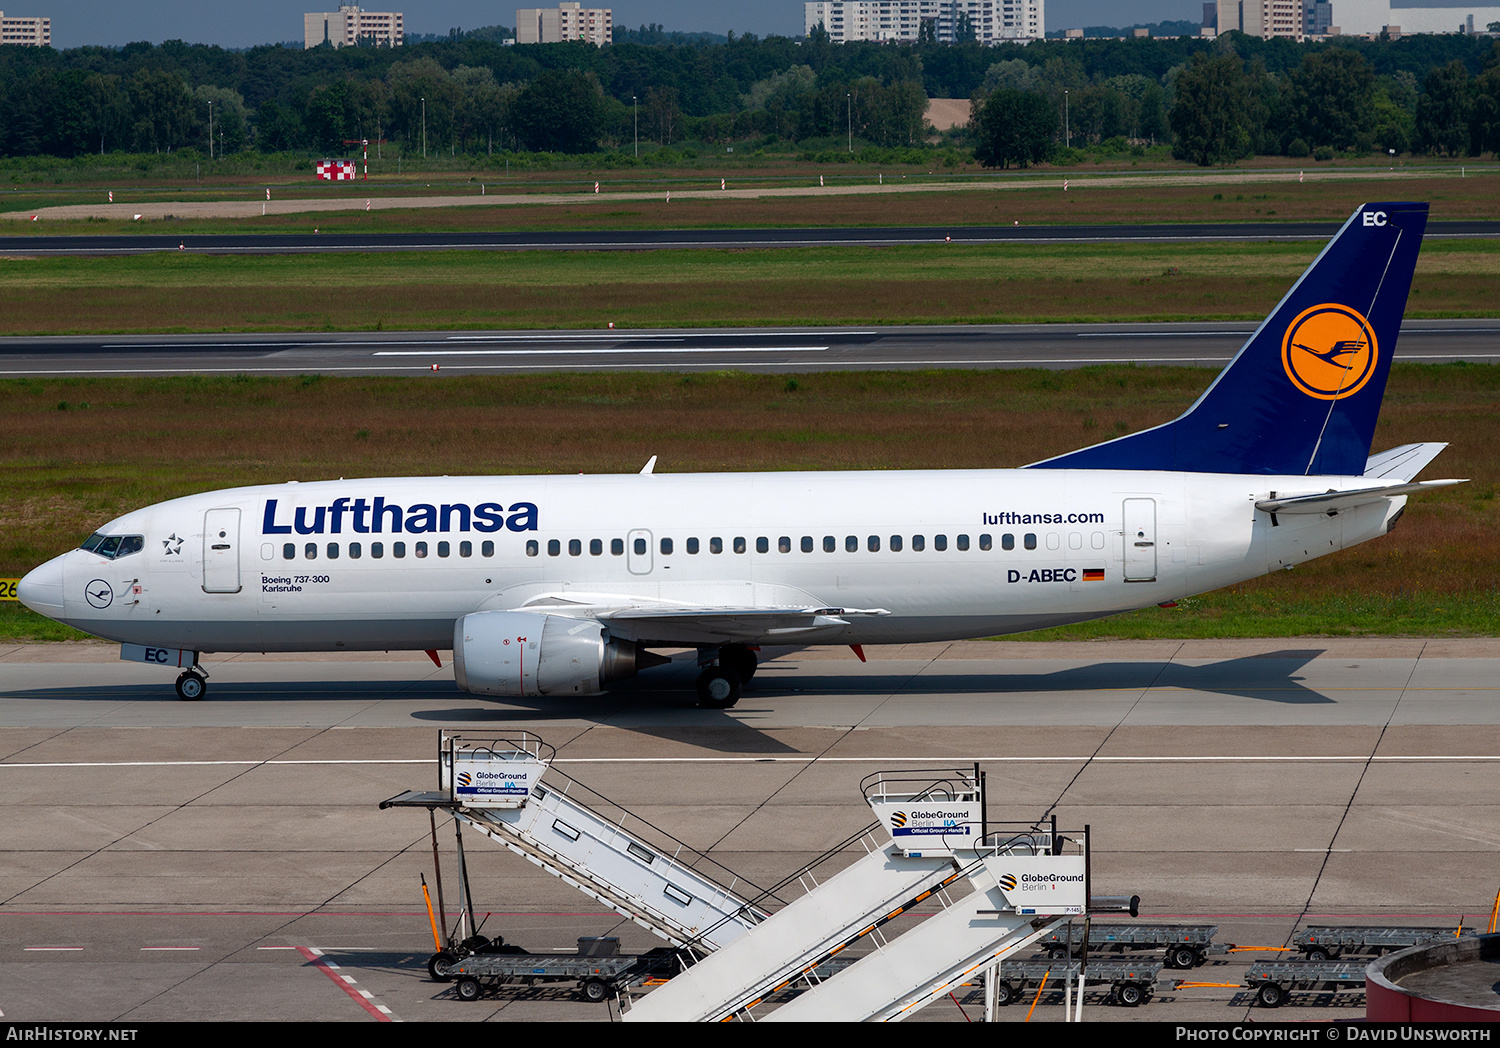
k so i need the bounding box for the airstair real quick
[383,734,1135,1022]
[381,732,766,954]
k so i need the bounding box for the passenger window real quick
[1046,533,1061,551]
[912,535,925,552]
[1002,534,1014,551]
[438,541,451,558]
[957,534,969,551]
[568,539,581,556]
[934,534,947,551]
[460,541,472,557]
[1068,533,1082,550]
[526,540,538,557]
[589,539,602,556]
[611,538,624,555]
[868,535,880,552]
[756,537,769,554]
[823,536,835,553]
[980,534,993,551]
[394,542,406,558]
[734,537,746,554]
[327,543,340,559]
[661,537,673,555]
[845,535,858,552]
[779,536,791,553]
[283,543,295,560]
[634,537,647,555]
[372,542,385,558]
[801,536,814,553]
[1024,533,1037,550]
[687,537,699,554]
[304,542,317,559]
[415,542,428,558]
[1092,532,1105,550]
[350,542,362,559]
[890,535,903,552]
[548,539,561,557]
[710,537,723,554]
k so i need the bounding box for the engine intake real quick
[452,610,664,697]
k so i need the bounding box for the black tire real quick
[1168,946,1198,969]
[1048,946,1069,961]
[993,980,1015,1007]
[175,671,206,701]
[428,951,457,982]
[1117,983,1144,1007]
[721,644,757,681]
[1257,982,1284,1008]
[696,667,742,709]
[581,977,609,1003]
[1305,947,1330,962]
[456,977,482,1001]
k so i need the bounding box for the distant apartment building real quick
[304,5,404,48]
[1212,0,1500,36]
[805,1,1044,44]
[516,3,613,45]
[1215,0,1311,39]
[0,11,51,46]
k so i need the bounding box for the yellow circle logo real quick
[1281,303,1378,401]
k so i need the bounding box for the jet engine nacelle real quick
[452,610,648,697]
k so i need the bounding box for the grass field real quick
[3,366,1495,642]
[2,168,1495,234]
[2,237,1497,335]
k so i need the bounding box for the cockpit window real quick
[79,533,144,560]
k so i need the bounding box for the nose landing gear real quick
[175,668,208,701]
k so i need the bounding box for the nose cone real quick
[18,554,67,618]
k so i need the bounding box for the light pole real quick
[1065,89,1070,150]
[207,99,213,160]
[847,92,852,153]
[633,94,638,158]
[421,96,426,159]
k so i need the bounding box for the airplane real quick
[18,201,1464,707]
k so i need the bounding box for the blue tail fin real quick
[1029,202,1428,476]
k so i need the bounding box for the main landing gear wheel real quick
[719,644,758,681]
[696,667,742,709]
[175,671,207,701]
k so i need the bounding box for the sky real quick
[32,1,1201,50]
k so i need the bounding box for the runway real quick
[4,318,1500,378]
[2,220,1498,257]
[2,638,1497,1022]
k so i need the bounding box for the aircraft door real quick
[627,529,653,575]
[202,508,242,593]
[1122,498,1157,582]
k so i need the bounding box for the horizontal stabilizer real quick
[1363,442,1449,482]
[1256,479,1465,514]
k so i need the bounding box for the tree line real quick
[1,31,1497,160]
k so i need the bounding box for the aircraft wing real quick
[1363,442,1449,481]
[1255,479,1465,515]
[597,605,891,645]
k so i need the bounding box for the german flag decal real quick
[1083,568,1105,581]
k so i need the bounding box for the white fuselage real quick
[24,468,1401,654]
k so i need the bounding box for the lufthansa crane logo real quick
[1281,303,1379,401]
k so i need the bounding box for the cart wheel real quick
[1117,982,1144,1007]
[456,977,482,1002]
[582,977,610,1003]
[428,951,457,982]
[993,980,1015,1007]
[1306,947,1331,962]
[1257,982,1285,1008]
[1168,946,1198,969]
[1048,946,1069,961]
